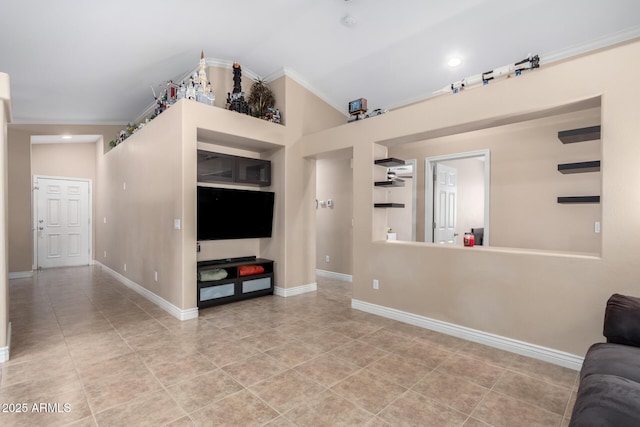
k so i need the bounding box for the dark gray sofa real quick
[570,293,640,426]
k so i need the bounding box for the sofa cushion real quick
[604,293,640,347]
[570,374,640,427]
[580,342,640,383]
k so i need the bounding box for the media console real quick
[197,256,274,308]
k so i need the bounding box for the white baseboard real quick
[0,322,11,363]
[352,299,584,371]
[8,271,33,280]
[274,282,317,297]
[316,269,353,282]
[95,262,198,321]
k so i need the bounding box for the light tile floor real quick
[1,266,578,426]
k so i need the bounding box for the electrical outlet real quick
[595,221,601,233]
[104,251,107,258]
[373,279,379,290]
[154,271,158,282]
[123,182,126,190]
[103,217,107,224]
[124,263,127,272]
[325,255,330,263]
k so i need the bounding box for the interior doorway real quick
[33,176,92,269]
[314,148,354,281]
[426,150,490,245]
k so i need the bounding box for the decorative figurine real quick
[348,98,368,116]
[226,63,250,115]
[434,54,540,95]
[264,107,281,124]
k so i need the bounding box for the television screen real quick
[197,187,275,240]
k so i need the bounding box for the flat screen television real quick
[197,186,275,240]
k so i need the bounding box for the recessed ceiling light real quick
[447,57,462,67]
[343,15,357,27]
[62,135,72,139]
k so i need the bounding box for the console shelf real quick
[558,161,600,174]
[557,196,600,204]
[197,257,274,309]
[374,158,406,167]
[374,179,405,187]
[557,125,601,144]
[374,203,405,208]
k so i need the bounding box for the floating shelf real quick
[558,125,601,144]
[374,158,406,167]
[374,179,405,187]
[558,161,601,174]
[557,196,600,204]
[374,203,405,208]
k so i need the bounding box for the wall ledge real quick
[316,269,353,282]
[96,262,198,321]
[352,299,584,371]
[274,282,317,297]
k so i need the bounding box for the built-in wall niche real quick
[384,100,602,255]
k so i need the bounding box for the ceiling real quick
[1,0,639,125]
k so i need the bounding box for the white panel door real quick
[433,164,458,244]
[36,177,90,268]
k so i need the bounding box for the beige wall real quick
[299,39,640,356]
[316,157,353,275]
[96,105,185,307]
[0,77,10,351]
[32,142,97,181]
[390,108,602,253]
[7,129,32,272]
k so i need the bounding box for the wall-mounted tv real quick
[197,186,275,240]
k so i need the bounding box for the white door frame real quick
[425,150,490,245]
[406,159,417,242]
[33,175,93,270]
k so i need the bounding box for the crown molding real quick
[204,58,262,82]
[541,25,640,65]
[266,67,349,116]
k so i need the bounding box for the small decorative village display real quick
[110,52,280,148]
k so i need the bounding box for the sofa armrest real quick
[604,293,640,347]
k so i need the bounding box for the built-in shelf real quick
[558,161,601,174]
[374,158,406,207]
[374,179,405,187]
[374,158,406,167]
[374,203,405,208]
[558,125,601,144]
[557,196,600,204]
